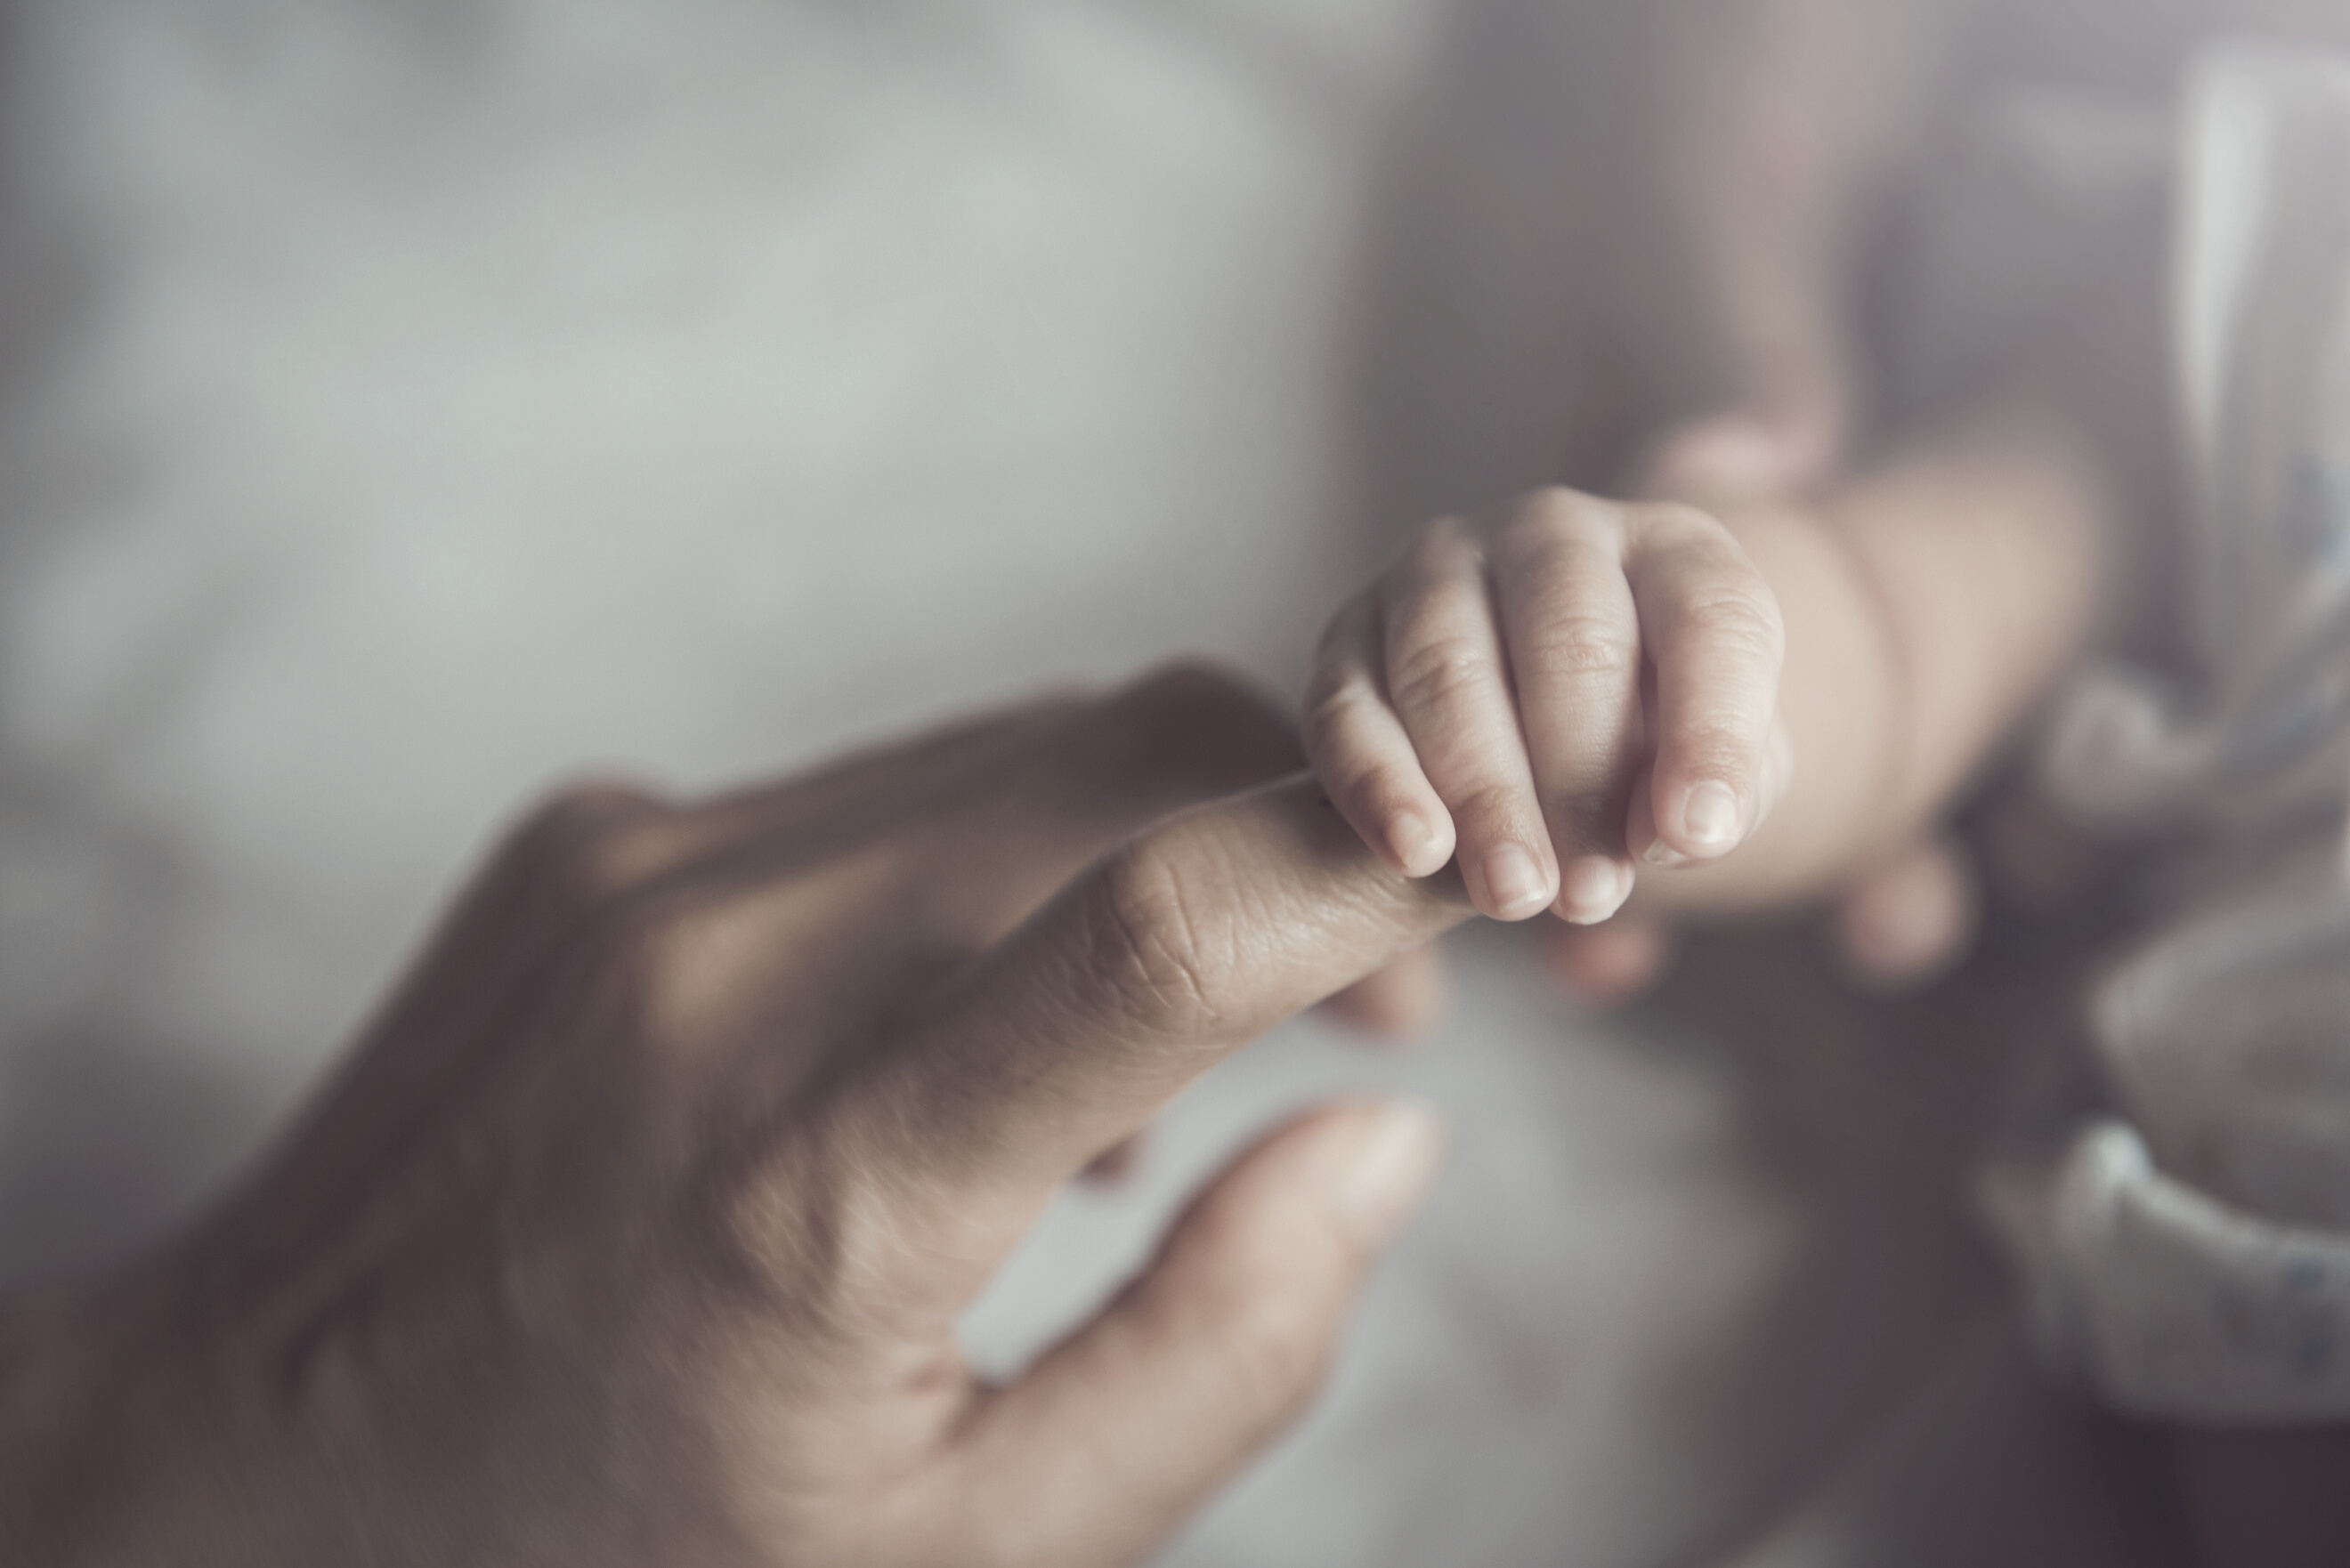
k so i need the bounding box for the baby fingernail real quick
[1390,811,1442,875]
[1482,845,1550,917]
[1681,780,1741,851]
[1560,855,1633,924]
[1642,839,1690,869]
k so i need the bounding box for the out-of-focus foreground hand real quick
[0,666,1468,1568]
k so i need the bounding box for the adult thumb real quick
[955,1100,1445,1567]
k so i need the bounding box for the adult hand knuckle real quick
[1087,841,1220,1035]
[703,1126,855,1330]
[519,778,661,855]
[508,779,673,904]
[591,891,706,1018]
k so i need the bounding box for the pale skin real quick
[1306,382,2118,968]
[4,4,2345,1564]
[0,669,1473,1568]
[1539,0,1990,1000]
[1617,4,2350,1560]
[1313,371,2350,1568]
[0,5,1964,1562]
[1311,4,2350,1556]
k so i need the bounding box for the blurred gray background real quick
[0,2,2220,1561]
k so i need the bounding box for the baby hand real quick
[1305,488,1788,924]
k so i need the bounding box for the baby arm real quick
[1646,387,2116,917]
[1307,380,2117,927]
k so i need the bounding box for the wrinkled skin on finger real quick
[0,665,1469,1568]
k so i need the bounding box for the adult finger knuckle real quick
[700,1120,857,1331]
[586,873,824,1053]
[588,889,710,1028]
[516,777,665,858]
[507,778,676,906]
[1082,840,1225,1038]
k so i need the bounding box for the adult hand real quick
[0,667,1467,1568]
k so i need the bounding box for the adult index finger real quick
[838,773,1471,1298]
